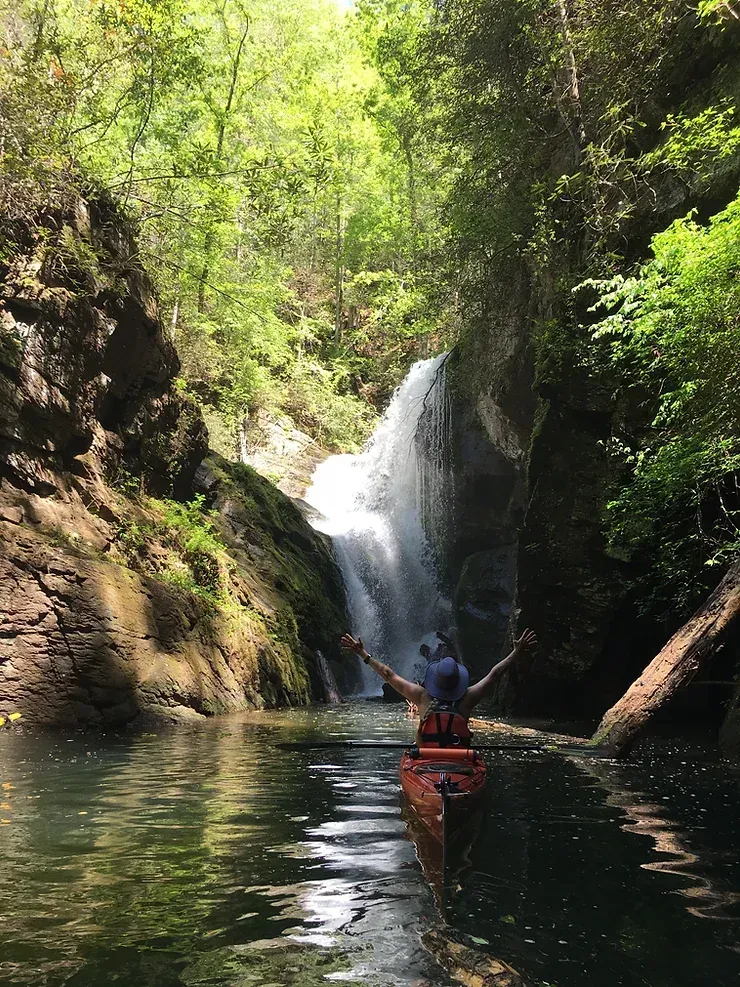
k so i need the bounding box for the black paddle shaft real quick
[275,740,608,755]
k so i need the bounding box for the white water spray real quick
[306,354,452,693]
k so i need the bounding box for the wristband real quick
[363,653,371,664]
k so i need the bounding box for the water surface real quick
[1,704,739,986]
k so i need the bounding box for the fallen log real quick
[422,929,529,987]
[592,558,740,756]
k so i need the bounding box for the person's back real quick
[415,655,472,747]
[417,696,473,748]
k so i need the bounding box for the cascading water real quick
[306,354,452,693]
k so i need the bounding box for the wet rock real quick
[500,398,629,714]
[440,355,525,679]
[0,197,350,727]
[315,650,342,704]
[0,519,318,728]
[445,265,630,714]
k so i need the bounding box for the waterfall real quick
[306,354,452,693]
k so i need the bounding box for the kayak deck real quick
[399,746,487,843]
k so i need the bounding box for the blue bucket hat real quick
[423,656,469,702]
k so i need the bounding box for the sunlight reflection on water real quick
[0,706,739,986]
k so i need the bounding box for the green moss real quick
[113,493,229,609]
[108,457,345,706]
[0,323,23,371]
[205,455,348,659]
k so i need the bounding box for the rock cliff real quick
[442,20,740,728]
[0,195,348,727]
[447,264,670,717]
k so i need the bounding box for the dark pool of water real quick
[1,704,739,986]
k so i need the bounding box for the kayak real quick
[399,746,487,845]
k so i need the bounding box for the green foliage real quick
[281,359,376,452]
[400,0,740,621]
[5,0,740,632]
[109,466,141,499]
[115,517,147,562]
[1,0,455,454]
[642,104,740,178]
[115,493,227,603]
[47,223,107,292]
[151,494,226,597]
[582,192,740,610]
[697,0,740,24]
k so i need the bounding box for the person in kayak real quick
[339,629,537,730]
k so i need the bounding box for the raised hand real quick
[514,628,537,654]
[340,633,368,659]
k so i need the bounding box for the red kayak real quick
[399,746,487,844]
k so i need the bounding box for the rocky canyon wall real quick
[0,195,348,728]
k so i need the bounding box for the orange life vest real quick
[417,697,472,748]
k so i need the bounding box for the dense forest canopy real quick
[2,0,740,625]
[0,0,453,452]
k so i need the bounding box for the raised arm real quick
[340,633,425,706]
[462,629,537,712]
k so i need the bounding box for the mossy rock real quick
[195,454,349,689]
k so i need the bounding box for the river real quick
[1,704,739,986]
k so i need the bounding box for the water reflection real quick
[457,743,740,987]
[1,707,740,987]
[576,756,740,924]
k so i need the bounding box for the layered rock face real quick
[446,266,629,716]
[0,457,347,727]
[0,196,207,498]
[0,197,347,727]
[445,360,525,680]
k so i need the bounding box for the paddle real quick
[275,740,610,755]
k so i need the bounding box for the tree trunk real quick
[198,16,250,312]
[592,559,740,755]
[239,419,249,463]
[333,195,344,345]
[170,290,180,340]
[402,132,418,235]
[551,0,587,167]
[31,0,52,64]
